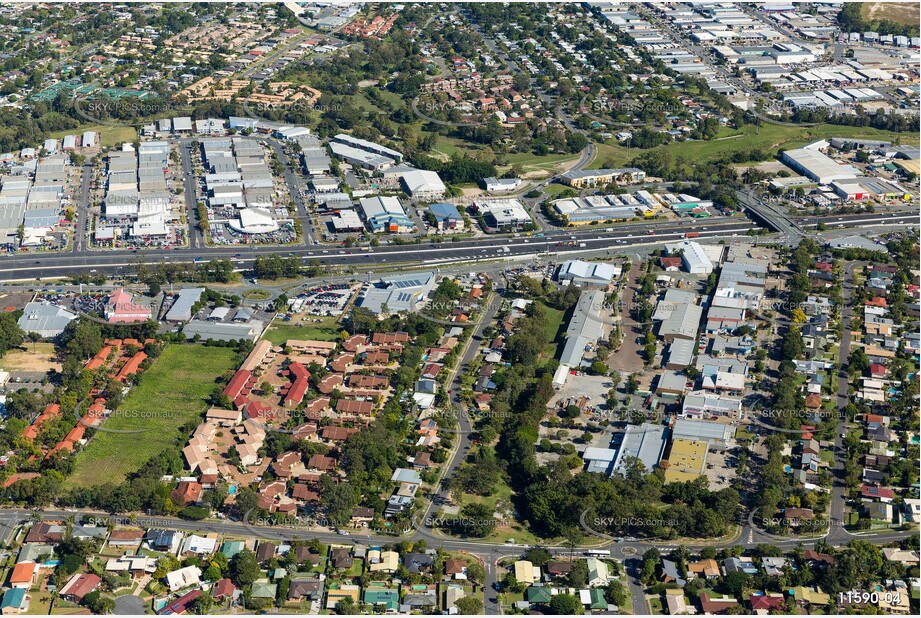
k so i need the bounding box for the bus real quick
[584,549,612,557]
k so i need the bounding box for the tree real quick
[455,596,483,614]
[0,312,25,356]
[229,549,261,587]
[549,593,584,615]
[189,594,213,614]
[82,592,115,614]
[455,503,495,537]
[523,547,553,567]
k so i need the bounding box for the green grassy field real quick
[542,305,567,358]
[262,316,342,345]
[592,123,920,169]
[49,124,138,148]
[65,345,237,488]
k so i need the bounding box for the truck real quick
[684,232,700,239]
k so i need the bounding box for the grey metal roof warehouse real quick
[612,422,668,476]
[559,290,607,368]
[17,301,78,337]
[671,418,734,447]
[165,288,205,322]
[183,319,264,342]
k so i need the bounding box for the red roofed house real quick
[59,573,102,603]
[84,346,112,371]
[285,362,311,407]
[212,578,236,601]
[749,593,785,612]
[22,404,60,442]
[318,374,343,394]
[9,562,39,589]
[104,289,152,323]
[170,481,203,507]
[335,399,374,416]
[861,485,895,503]
[116,352,147,382]
[223,369,252,403]
[868,364,887,377]
[308,454,337,472]
[660,257,683,271]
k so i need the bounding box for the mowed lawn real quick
[262,317,342,345]
[65,345,237,488]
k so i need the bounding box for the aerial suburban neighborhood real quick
[0,1,917,616]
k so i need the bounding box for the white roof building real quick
[557,260,622,285]
[165,565,201,592]
[229,208,280,234]
[400,169,446,201]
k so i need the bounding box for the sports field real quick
[64,344,237,488]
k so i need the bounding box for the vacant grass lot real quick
[50,124,138,148]
[592,123,920,169]
[65,345,237,488]
[262,316,342,345]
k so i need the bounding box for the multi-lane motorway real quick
[1,211,915,282]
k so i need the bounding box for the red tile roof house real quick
[285,363,311,407]
[115,351,147,382]
[660,257,683,271]
[8,562,39,589]
[868,363,887,377]
[212,578,237,601]
[698,592,739,614]
[170,481,203,507]
[222,369,252,404]
[22,404,60,442]
[749,593,785,612]
[59,573,102,603]
[308,454,337,472]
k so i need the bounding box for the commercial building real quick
[553,194,650,224]
[483,177,522,192]
[658,303,703,343]
[781,147,858,185]
[428,203,464,230]
[105,289,152,323]
[164,288,205,323]
[329,142,393,171]
[17,302,78,338]
[560,167,646,188]
[474,199,531,232]
[357,272,436,314]
[612,422,668,476]
[332,134,403,163]
[556,260,622,286]
[183,320,264,343]
[680,392,742,420]
[558,290,607,370]
[399,169,446,201]
[663,439,708,484]
[669,240,714,274]
[358,196,413,233]
[671,418,735,448]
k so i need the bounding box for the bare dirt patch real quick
[864,2,920,25]
[0,343,61,373]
